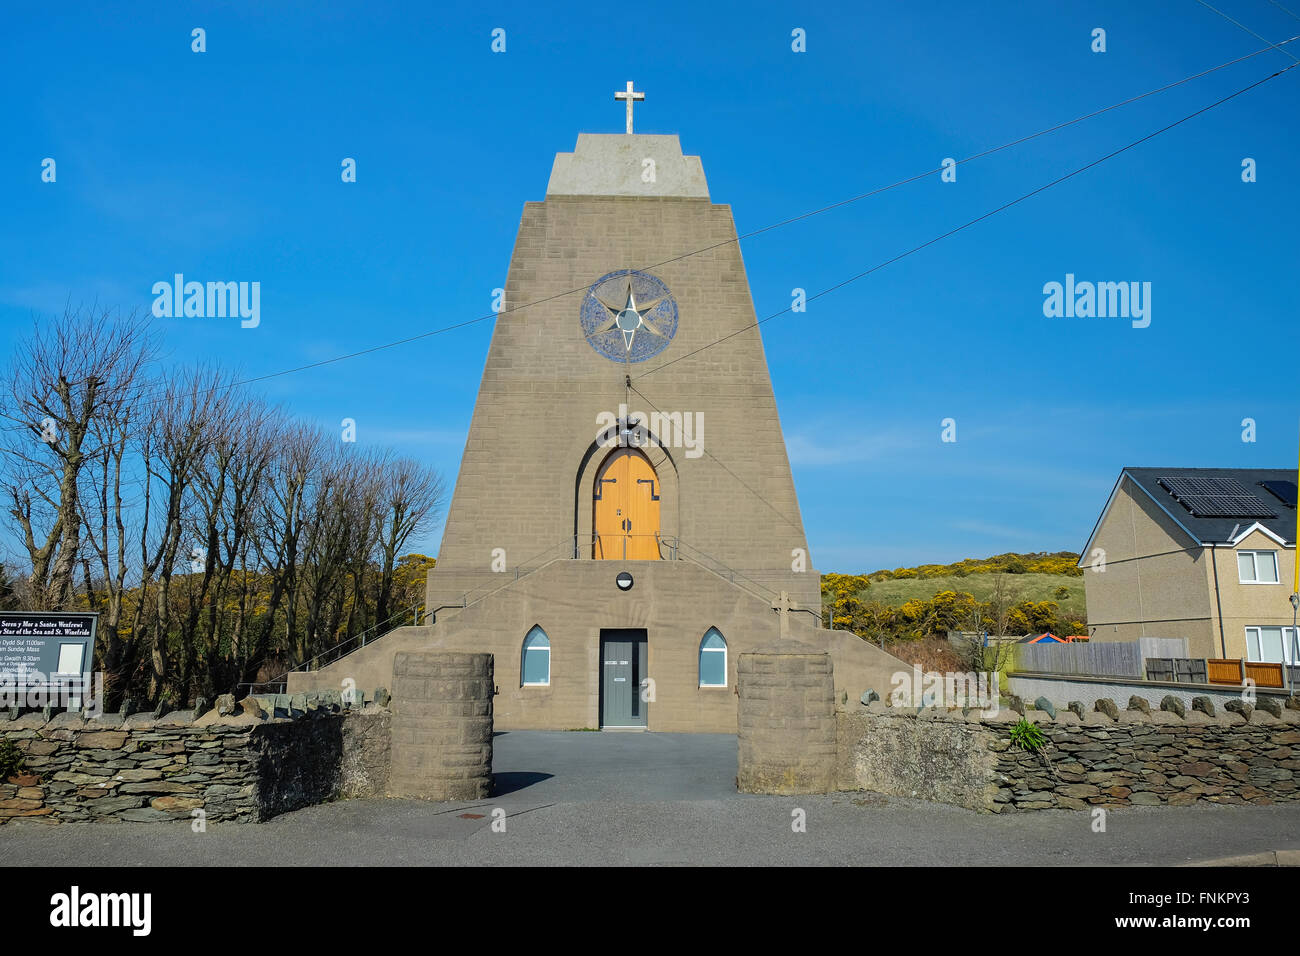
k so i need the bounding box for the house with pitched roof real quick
[1079,468,1298,663]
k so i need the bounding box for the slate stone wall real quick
[0,706,391,825]
[837,698,1300,812]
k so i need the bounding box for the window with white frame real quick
[1245,626,1299,664]
[699,628,727,687]
[1237,550,1279,584]
[521,626,550,686]
[55,643,85,675]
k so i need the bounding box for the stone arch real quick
[573,422,679,558]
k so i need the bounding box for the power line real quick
[626,381,806,536]
[38,35,1300,416]
[219,35,1300,392]
[7,41,1296,518]
[1269,0,1300,22]
[1193,0,1300,61]
[632,60,1298,382]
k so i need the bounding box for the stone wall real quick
[837,697,1300,812]
[0,703,391,826]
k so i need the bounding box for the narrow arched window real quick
[699,628,727,687]
[522,626,551,686]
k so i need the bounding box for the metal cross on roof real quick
[614,81,644,134]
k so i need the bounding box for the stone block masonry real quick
[837,699,1300,811]
[0,706,391,825]
[388,652,494,801]
[736,640,836,794]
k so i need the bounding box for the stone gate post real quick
[388,651,494,801]
[737,639,836,794]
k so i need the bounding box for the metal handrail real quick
[285,602,426,675]
[423,532,605,619]
[290,532,821,673]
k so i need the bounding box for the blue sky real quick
[2,1,1297,572]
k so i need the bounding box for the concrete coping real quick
[848,697,1300,731]
[742,638,827,656]
[84,713,125,727]
[45,712,88,729]
[3,696,389,732]
[1009,670,1299,697]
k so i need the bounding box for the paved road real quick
[4,731,1299,866]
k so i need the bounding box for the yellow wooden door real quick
[593,450,626,559]
[624,450,661,559]
[593,448,661,560]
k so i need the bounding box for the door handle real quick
[595,477,618,501]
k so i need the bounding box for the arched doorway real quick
[593,447,661,559]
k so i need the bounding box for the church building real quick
[289,86,901,731]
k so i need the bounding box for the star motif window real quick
[580,269,678,363]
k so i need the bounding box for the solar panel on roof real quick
[1259,479,1299,508]
[1156,476,1277,518]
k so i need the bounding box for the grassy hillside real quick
[820,552,1087,644]
[859,573,1086,625]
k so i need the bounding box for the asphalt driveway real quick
[491,729,738,801]
[4,731,1300,866]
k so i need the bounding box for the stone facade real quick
[837,698,1300,811]
[290,560,904,732]
[288,132,917,732]
[0,706,390,825]
[431,143,816,603]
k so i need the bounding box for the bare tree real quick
[0,306,154,609]
[78,344,153,697]
[181,389,279,697]
[252,423,328,668]
[1,309,449,706]
[211,398,279,687]
[955,573,1018,681]
[374,455,446,626]
[133,367,236,700]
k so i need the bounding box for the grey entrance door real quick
[600,629,648,728]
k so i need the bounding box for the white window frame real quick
[521,627,551,687]
[1244,626,1299,664]
[54,642,85,676]
[698,628,728,688]
[1237,549,1280,585]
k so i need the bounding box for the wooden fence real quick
[1246,662,1285,688]
[1144,658,1208,683]
[1017,641,1296,689]
[1014,638,1190,679]
[1207,659,1287,688]
[1206,658,1243,684]
[1016,642,1143,678]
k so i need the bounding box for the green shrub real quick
[1009,718,1046,752]
[0,738,26,780]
